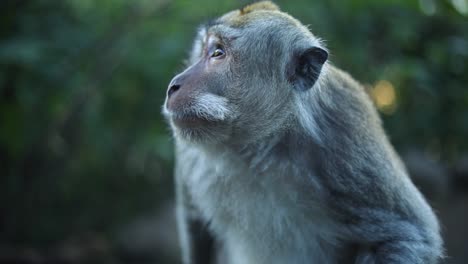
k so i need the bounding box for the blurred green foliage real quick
[0,0,467,260]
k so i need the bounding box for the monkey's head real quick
[163,1,328,145]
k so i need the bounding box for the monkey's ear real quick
[287,47,328,91]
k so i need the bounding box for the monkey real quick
[162,2,443,264]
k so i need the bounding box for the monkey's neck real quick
[217,127,306,172]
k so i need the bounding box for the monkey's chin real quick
[171,115,213,128]
[170,116,229,143]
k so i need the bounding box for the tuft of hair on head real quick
[240,1,280,15]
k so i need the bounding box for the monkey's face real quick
[163,3,328,145]
[163,30,238,143]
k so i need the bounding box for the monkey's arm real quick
[175,178,215,264]
[345,183,442,264]
[174,146,216,264]
[319,147,442,264]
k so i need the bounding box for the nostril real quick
[168,84,181,98]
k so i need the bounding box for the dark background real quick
[1,0,467,263]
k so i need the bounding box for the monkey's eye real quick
[211,48,225,58]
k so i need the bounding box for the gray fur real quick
[163,2,443,264]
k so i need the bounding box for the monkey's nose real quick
[167,83,181,98]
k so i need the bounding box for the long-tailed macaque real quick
[163,2,443,263]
